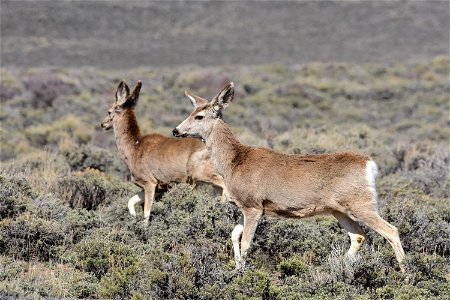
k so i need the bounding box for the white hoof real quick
[234,259,246,271]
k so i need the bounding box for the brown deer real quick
[173,82,405,272]
[101,80,225,223]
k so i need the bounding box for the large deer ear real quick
[212,82,234,110]
[121,80,142,108]
[115,80,130,105]
[185,91,209,108]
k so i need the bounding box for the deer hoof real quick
[234,259,247,271]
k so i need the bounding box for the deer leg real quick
[238,208,263,269]
[354,210,406,272]
[332,211,367,255]
[216,181,226,203]
[231,216,244,269]
[204,177,227,202]
[143,182,157,225]
[191,160,226,202]
[127,191,144,216]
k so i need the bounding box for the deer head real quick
[101,80,142,130]
[173,82,234,140]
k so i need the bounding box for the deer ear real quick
[185,91,209,108]
[121,80,142,108]
[212,82,234,110]
[116,80,130,104]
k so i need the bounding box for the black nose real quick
[172,128,179,137]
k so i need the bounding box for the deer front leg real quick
[237,208,263,269]
[231,216,244,269]
[143,182,157,225]
[217,181,226,203]
[127,191,144,216]
[191,160,226,202]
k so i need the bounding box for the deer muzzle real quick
[172,128,188,138]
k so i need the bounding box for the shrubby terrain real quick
[0,58,449,299]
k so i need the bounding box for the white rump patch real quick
[366,160,379,211]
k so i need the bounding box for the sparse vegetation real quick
[0,58,449,298]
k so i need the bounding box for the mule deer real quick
[173,82,405,272]
[101,80,225,223]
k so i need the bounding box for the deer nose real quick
[172,128,179,137]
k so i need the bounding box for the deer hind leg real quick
[128,191,145,216]
[237,208,263,269]
[143,182,157,225]
[353,210,405,272]
[332,211,367,255]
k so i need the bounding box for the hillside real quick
[1,59,449,299]
[1,1,449,68]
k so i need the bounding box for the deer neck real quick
[205,119,244,177]
[113,109,142,165]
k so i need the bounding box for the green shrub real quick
[376,284,435,300]
[407,146,449,198]
[159,184,238,242]
[99,194,139,227]
[127,243,232,300]
[0,256,98,299]
[413,280,450,298]
[0,175,34,219]
[63,209,104,243]
[25,115,93,148]
[379,193,450,257]
[0,213,66,262]
[278,254,309,278]
[257,217,342,263]
[405,254,448,283]
[62,144,129,177]
[0,255,27,281]
[56,169,137,210]
[224,269,273,300]
[104,183,239,246]
[30,194,69,221]
[0,70,21,102]
[274,278,362,300]
[67,234,140,279]
[322,247,391,290]
[98,263,142,299]
[2,150,67,194]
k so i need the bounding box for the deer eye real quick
[195,115,204,120]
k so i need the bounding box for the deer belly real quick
[151,167,188,185]
[262,199,327,218]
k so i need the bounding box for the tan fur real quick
[102,80,224,223]
[174,82,405,272]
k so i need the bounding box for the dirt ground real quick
[1,1,448,69]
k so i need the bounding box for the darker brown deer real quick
[101,80,224,223]
[173,82,405,272]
